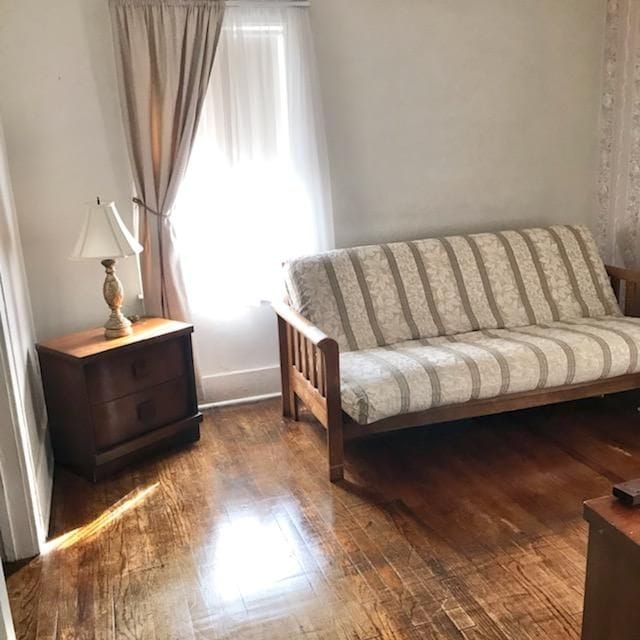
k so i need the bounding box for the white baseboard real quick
[200,364,281,406]
[199,391,281,410]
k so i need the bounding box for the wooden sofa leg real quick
[328,417,344,482]
[282,389,298,420]
[324,340,343,482]
[277,315,298,420]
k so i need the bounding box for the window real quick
[173,4,333,316]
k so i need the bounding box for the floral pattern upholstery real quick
[283,225,626,425]
[341,317,640,424]
[284,225,620,352]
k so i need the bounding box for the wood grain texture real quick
[584,496,640,546]
[7,392,640,639]
[91,376,192,451]
[85,337,185,403]
[37,318,200,480]
[37,317,193,361]
[581,496,640,640]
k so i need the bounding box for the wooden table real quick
[581,495,640,639]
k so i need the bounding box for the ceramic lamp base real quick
[101,258,132,340]
[104,311,133,339]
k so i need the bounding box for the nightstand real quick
[36,317,202,481]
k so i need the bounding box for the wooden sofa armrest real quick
[273,301,344,482]
[272,300,335,351]
[606,264,640,284]
[606,265,640,316]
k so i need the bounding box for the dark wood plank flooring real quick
[7,392,640,639]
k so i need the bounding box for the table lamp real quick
[70,198,143,339]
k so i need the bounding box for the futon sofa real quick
[274,225,640,481]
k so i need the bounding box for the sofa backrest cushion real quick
[283,225,621,352]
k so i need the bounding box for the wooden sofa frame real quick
[275,265,640,482]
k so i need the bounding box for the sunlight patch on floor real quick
[42,483,160,553]
[205,515,303,602]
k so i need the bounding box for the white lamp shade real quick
[69,201,143,260]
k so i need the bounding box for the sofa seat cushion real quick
[340,316,640,425]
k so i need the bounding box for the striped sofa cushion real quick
[341,316,640,424]
[284,225,620,352]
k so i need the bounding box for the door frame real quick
[0,116,50,562]
[0,566,16,640]
[0,275,45,560]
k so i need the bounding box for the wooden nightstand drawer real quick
[92,376,192,451]
[86,337,185,403]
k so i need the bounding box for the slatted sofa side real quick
[275,265,640,483]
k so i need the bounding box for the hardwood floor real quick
[7,392,640,639]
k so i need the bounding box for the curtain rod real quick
[225,1,310,6]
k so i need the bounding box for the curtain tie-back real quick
[132,197,170,219]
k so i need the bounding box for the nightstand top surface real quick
[584,495,640,547]
[37,317,193,360]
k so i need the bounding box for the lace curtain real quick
[172,3,334,315]
[597,0,640,268]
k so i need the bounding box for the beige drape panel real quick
[109,0,225,320]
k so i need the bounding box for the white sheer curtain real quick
[173,3,333,315]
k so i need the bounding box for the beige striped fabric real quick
[340,316,640,425]
[284,225,620,352]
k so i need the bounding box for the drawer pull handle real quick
[132,359,151,379]
[136,400,156,423]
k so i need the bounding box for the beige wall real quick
[312,0,607,248]
[0,0,142,341]
[0,0,607,403]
